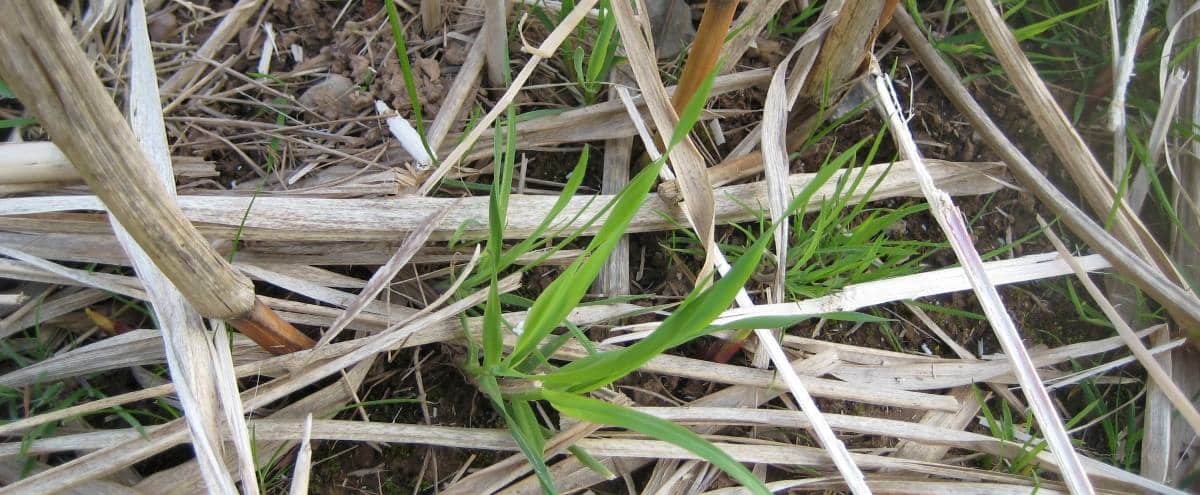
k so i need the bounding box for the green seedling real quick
[527,0,623,105]
[974,386,1049,477]
[678,132,937,302]
[925,1,1101,55]
[455,39,784,490]
[766,2,821,39]
[570,1,620,104]
[229,97,289,262]
[252,428,296,494]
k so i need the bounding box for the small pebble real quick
[648,0,696,60]
[299,74,358,119]
[147,12,177,42]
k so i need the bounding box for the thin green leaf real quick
[540,156,843,392]
[568,445,614,479]
[707,311,889,332]
[483,282,504,368]
[538,226,771,392]
[511,399,547,456]
[1011,1,1100,42]
[586,5,617,84]
[383,0,433,160]
[668,63,719,148]
[542,390,769,495]
[504,159,663,367]
[480,377,557,493]
[0,117,35,129]
[493,148,590,273]
[573,45,587,88]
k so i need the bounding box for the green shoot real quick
[542,390,768,495]
[0,117,34,129]
[570,0,620,103]
[384,0,434,160]
[459,45,787,491]
[228,97,289,262]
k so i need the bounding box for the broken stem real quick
[0,0,313,354]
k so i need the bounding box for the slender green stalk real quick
[384,0,433,160]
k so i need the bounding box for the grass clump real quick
[449,50,798,491]
[526,0,623,104]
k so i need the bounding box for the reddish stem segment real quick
[670,0,740,114]
[228,298,317,355]
[0,0,314,354]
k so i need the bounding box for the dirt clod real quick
[147,12,177,42]
[299,74,360,119]
[648,0,695,59]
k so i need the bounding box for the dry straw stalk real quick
[0,0,312,353]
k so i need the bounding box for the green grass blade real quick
[541,156,843,392]
[572,45,588,94]
[586,4,617,84]
[478,377,556,493]
[511,399,546,455]
[491,148,590,274]
[668,63,719,148]
[227,106,289,261]
[0,117,35,129]
[505,52,725,368]
[708,311,890,332]
[483,281,504,368]
[542,390,769,495]
[845,203,926,246]
[480,88,522,367]
[567,445,614,479]
[383,0,433,160]
[974,386,1006,441]
[504,159,663,367]
[1010,1,1100,42]
[539,220,772,392]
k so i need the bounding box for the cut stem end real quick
[228,298,316,354]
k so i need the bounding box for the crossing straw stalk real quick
[0,0,314,354]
